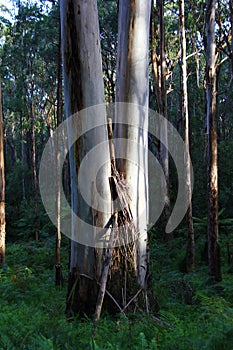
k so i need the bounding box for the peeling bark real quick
[115,0,151,288]
[60,0,157,318]
[60,0,111,316]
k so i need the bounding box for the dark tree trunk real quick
[206,0,221,282]
[20,112,26,201]
[30,98,39,241]
[151,0,171,240]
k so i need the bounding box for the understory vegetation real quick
[1,229,233,350]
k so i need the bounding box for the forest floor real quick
[0,232,233,350]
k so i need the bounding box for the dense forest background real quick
[0,0,233,349]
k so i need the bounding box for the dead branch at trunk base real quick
[93,213,118,326]
[92,118,157,326]
[121,288,142,312]
[80,273,127,317]
[93,118,138,326]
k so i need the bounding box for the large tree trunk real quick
[206,0,221,282]
[60,0,157,319]
[179,0,195,272]
[115,0,151,289]
[60,0,112,317]
[0,81,6,266]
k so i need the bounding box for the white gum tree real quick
[60,0,154,317]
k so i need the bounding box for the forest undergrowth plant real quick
[1,239,233,349]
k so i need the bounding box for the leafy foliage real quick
[0,237,233,349]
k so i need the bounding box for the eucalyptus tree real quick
[60,0,112,316]
[60,0,154,317]
[115,0,151,290]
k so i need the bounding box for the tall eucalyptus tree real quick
[60,0,154,317]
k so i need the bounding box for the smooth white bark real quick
[115,0,151,286]
[60,0,111,277]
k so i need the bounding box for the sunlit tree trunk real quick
[179,0,195,272]
[115,0,151,289]
[60,0,111,317]
[0,81,6,266]
[55,24,63,287]
[206,0,221,282]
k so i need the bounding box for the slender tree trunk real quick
[55,23,63,287]
[0,81,6,266]
[30,98,39,241]
[179,0,195,272]
[192,35,200,88]
[20,112,26,201]
[151,0,171,239]
[60,0,112,317]
[206,0,221,282]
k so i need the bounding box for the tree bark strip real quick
[55,21,63,287]
[0,81,6,266]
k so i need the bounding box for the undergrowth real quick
[0,231,233,349]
